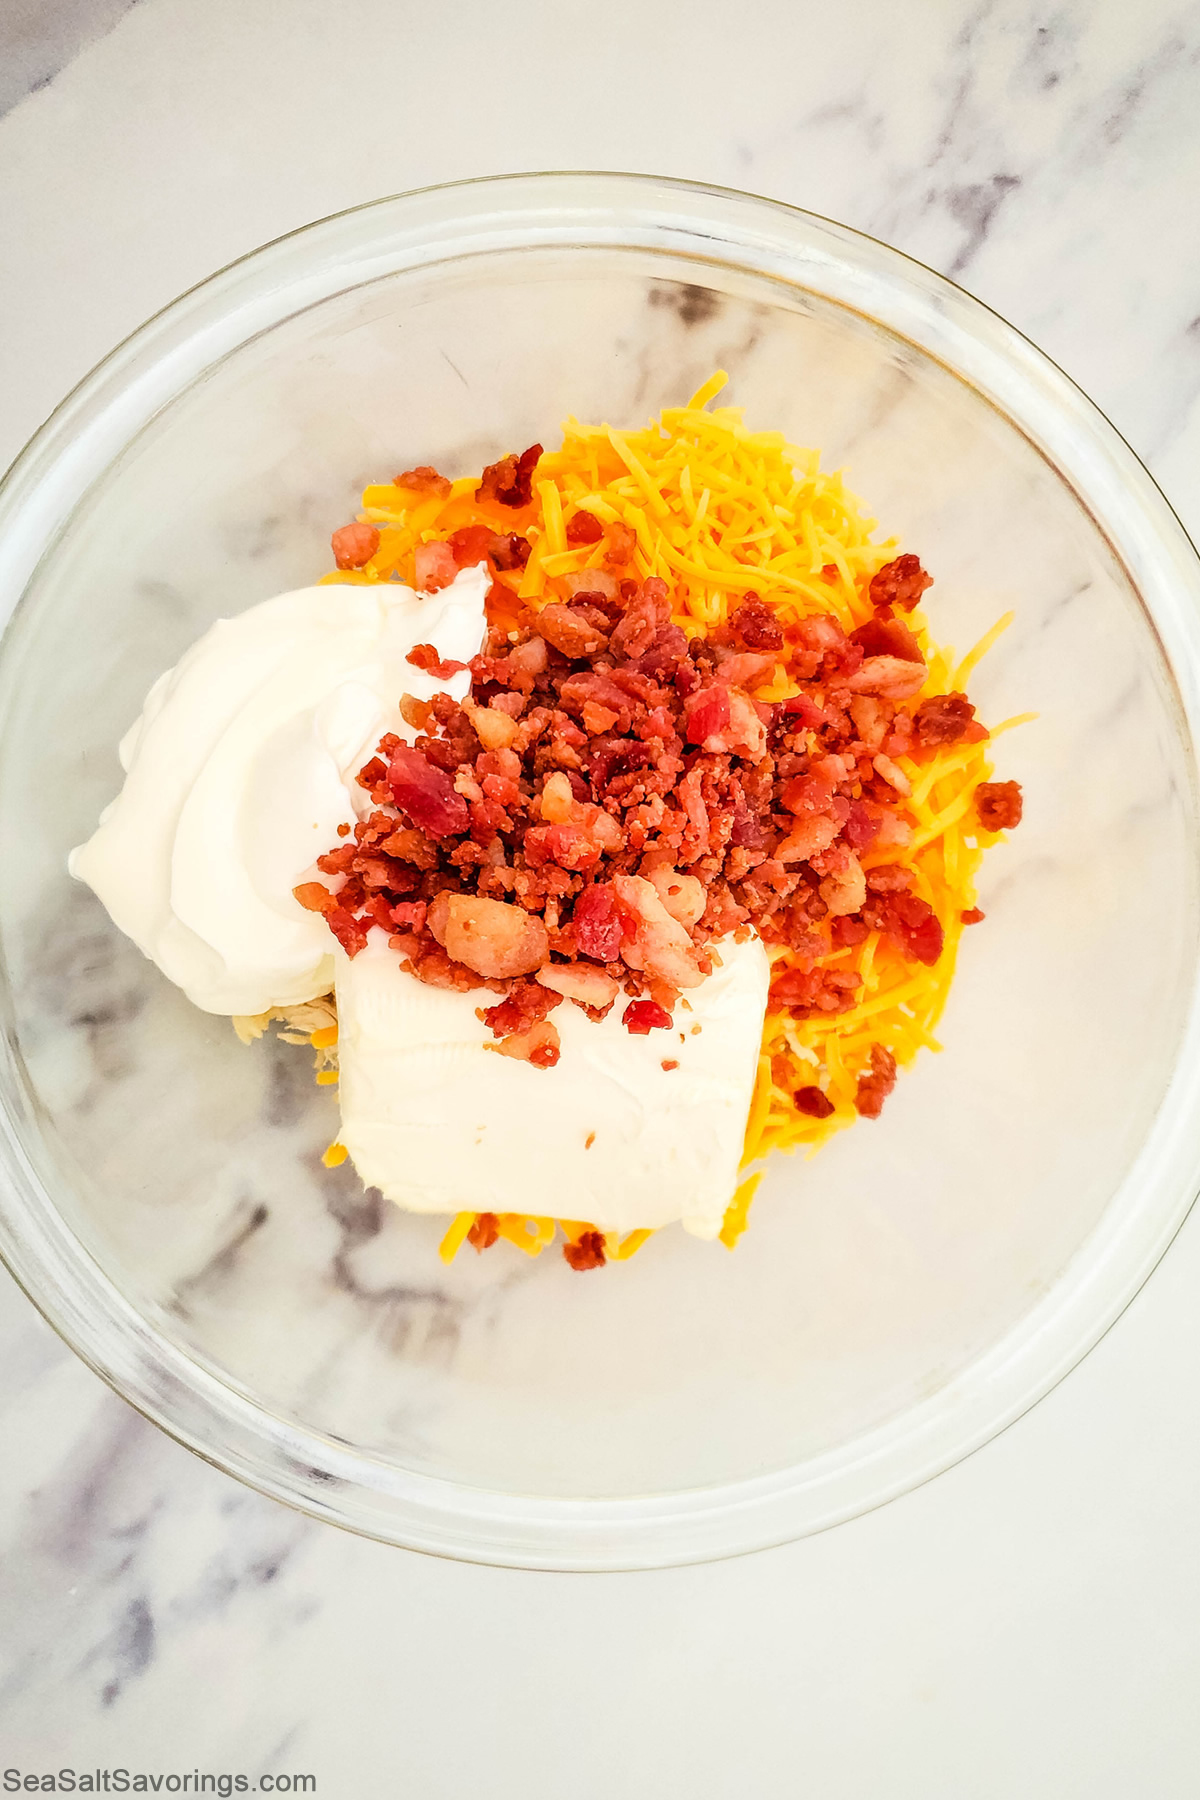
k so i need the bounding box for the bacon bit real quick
[913,692,976,747]
[645,866,705,929]
[466,701,518,751]
[623,998,673,1034]
[566,509,604,545]
[869,554,933,613]
[327,907,369,957]
[399,693,433,731]
[603,522,638,567]
[820,563,839,582]
[487,1017,561,1067]
[414,540,457,592]
[336,822,352,838]
[564,1229,607,1271]
[396,465,452,497]
[406,643,469,680]
[468,1212,500,1250]
[613,873,705,990]
[477,444,543,509]
[855,1044,898,1118]
[585,1131,596,1148]
[850,613,923,663]
[573,883,622,962]
[429,892,549,978]
[730,595,784,651]
[536,962,619,1009]
[795,1085,835,1118]
[843,654,928,700]
[976,780,1023,831]
[684,684,730,745]
[819,853,867,918]
[961,907,985,924]
[535,602,610,658]
[293,881,336,914]
[872,752,912,796]
[661,1059,680,1071]
[388,746,470,838]
[331,522,380,569]
[864,890,944,965]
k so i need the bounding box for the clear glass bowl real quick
[1,172,1199,1569]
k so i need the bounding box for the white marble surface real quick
[2,1,1200,1793]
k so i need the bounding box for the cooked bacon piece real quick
[489,532,532,571]
[535,602,610,658]
[778,814,840,865]
[842,801,880,850]
[536,962,620,1009]
[603,523,638,567]
[399,694,433,731]
[864,890,944,965]
[683,684,730,745]
[872,753,911,796]
[293,881,336,914]
[414,540,458,592]
[819,853,867,917]
[563,568,621,601]
[564,1229,607,1270]
[487,1018,561,1067]
[613,873,705,989]
[913,692,976,747]
[573,883,622,962]
[388,746,470,837]
[331,522,379,569]
[566,509,604,545]
[480,979,561,1040]
[396,465,452,497]
[447,524,495,567]
[716,650,776,689]
[730,595,784,651]
[795,1085,835,1119]
[831,915,870,948]
[327,907,369,957]
[869,554,932,613]
[525,771,624,871]
[645,865,705,929]
[622,998,673,1034]
[611,577,672,660]
[428,892,548,978]
[464,700,518,751]
[855,1044,898,1118]
[468,1212,500,1250]
[976,780,1023,831]
[406,643,469,680]
[842,655,927,700]
[961,907,985,924]
[477,443,542,508]
[850,613,923,662]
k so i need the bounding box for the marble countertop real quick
[3,2,1200,1794]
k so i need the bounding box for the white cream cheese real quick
[69,567,489,1015]
[333,931,771,1239]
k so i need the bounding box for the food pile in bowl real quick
[70,374,1024,1271]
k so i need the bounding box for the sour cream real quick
[69,567,489,1015]
[334,931,770,1239]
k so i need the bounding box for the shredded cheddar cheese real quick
[312,374,1022,1266]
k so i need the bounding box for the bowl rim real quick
[2,168,1200,1570]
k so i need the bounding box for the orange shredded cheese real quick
[323,374,1021,1264]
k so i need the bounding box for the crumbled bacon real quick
[913,691,976,747]
[564,1230,607,1271]
[304,538,1011,1147]
[331,522,379,569]
[854,1044,897,1118]
[566,509,604,545]
[961,907,985,924]
[468,1212,500,1250]
[869,555,932,613]
[388,746,470,838]
[976,780,1023,831]
[397,465,452,497]
[622,998,673,1034]
[407,643,469,680]
[414,540,457,592]
[477,444,543,508]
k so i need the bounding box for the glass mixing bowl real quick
[1,173,1199,1570]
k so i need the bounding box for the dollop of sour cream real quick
[69,567,489,1015]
